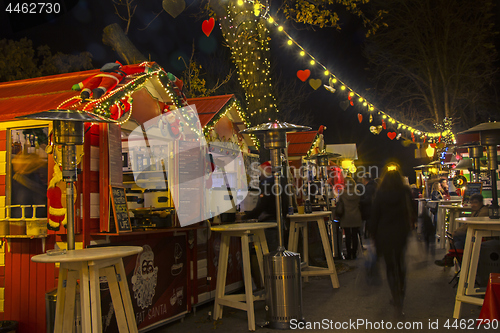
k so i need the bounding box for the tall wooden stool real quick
[32,246,143,333]
[287,211,339,289]
[211,222,276,331]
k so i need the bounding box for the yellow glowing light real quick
[310,60,315,65]
[426,146,435,158]
[387,164,398,172]
[278,26,284,31]
[237,0,243,5]
[268,17,274,23]
[300,51,305,56]
[349,92,354,97]
[358,97,363,102]
[331,78,337,83]
[341,86,346,90]
[287,40,293,45]
[324,70,329,76]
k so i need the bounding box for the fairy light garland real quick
[219,2,279,119]
[203,99,260,148]
[241,0,455,145]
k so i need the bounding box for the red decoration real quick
[382,119,386,130]
[439,135,442,143]
[387,132,397,140]
[202,17,215,37]
[297,69,310,82]
[348,95,352,101]
[72,62,155,100]
[47,165,67,231]
[350,101,354,106]
[357,114,363,123]
[430,143,436,148]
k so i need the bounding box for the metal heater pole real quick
[271,149,284,250]
[61,144,78,251]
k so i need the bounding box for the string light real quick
[238,0,455,144]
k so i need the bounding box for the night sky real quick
[1,0,469,183]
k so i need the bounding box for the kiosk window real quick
[9,128,48,218]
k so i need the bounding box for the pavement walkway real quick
[150,233,494,333]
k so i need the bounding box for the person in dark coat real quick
[369,165,413,318]
[360,172,377,238]
[338,177,363,259]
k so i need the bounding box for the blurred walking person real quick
[369,164,413,318]
[338,177,362,259]
[360,172,377,239]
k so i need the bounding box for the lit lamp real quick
[426,145,435,158]
[17,109,116,249]
[460,122,500,219]
[241,121,310,329]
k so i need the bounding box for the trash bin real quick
[264,249,303,329]
[0,321,17,333]
[46,287,82,333]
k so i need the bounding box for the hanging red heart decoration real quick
[297,69,310,82]
[430,143,436,148]
[387,132,397,140]
[202,17,215,37]
[357,113,363,123]
[382,119,386,130]
[348,95,352,101]
[350,101,354,106]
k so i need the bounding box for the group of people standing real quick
[334,165,414,318]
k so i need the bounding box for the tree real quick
[363,0,498,131]
[102,0,379,125]
[0,38,93,82]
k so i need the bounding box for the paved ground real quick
[150,233,495,333]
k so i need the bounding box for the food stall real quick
[286,127,326,206]
[0,64,256,332]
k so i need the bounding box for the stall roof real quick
[0,68,236,129]
[187,95,235,127]
[287,131,319,157]
[326,143,358,160]
[0,70,100,122]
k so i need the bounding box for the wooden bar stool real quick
[211,222,276,331]
[287,211,339,289]
[32,246,143,333]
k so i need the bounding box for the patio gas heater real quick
[241,121,310,329]
[305,152,341,256]
[460,121,500,219]
[17,109,116,250]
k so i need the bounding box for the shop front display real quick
[0,64,256,332]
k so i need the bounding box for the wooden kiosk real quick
[0,65,256,332]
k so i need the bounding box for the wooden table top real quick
[31,246,143,264]
[210,222,277,232]
[287,211,332,220]
[455,217,500,227]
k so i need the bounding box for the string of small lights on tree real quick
[218,1,279,122]
[242,0,455,146]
